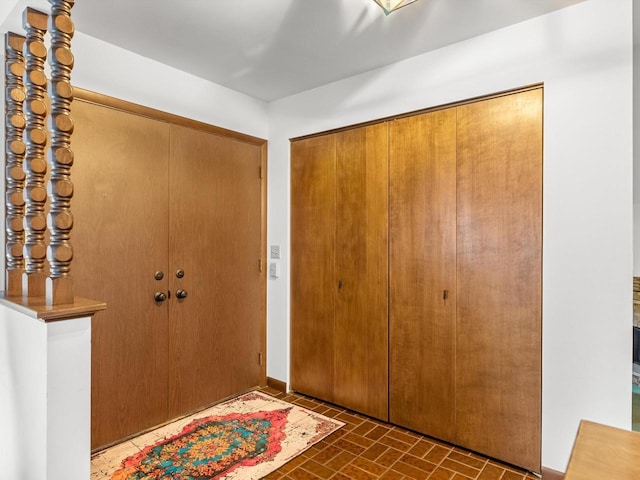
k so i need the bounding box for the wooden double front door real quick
[71,92,266,449]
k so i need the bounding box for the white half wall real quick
[0,305,92,480]
[267,0,633,472]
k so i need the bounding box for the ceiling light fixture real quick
[373,0,420,15]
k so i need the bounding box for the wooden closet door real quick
[389,108,457,442]
[290,135,336,402]
[168,126,265,418]
[334,124,389,420]
[456,88,542,472]
[72,100,170,449]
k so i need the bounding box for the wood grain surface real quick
[333,123,389,421]
[455,88,542,472]
[389,107,457,442]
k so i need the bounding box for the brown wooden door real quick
[291,126,389,420]
[167,126,265,418]
[290,134,337,403]
[72,99,170,449]
[334,124,389,420]
[456,88,542,472]
[389,108,458,442]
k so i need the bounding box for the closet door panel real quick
[72,100,170,449]
[168,126,264,417]
[290,135,337,402]
[334,124,389,420]
[389,108,457,442]
[456,89,542,472]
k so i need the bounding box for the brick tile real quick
[326,451,357,471]
[286,468,322,480]
[386,428,421,445]
[332,474,352,480]
[322,407,342,418]
[501,470,525,480]
[336,411,365,426]
[391,459,431,480]
[361,441,389,461]
[280,394,300,403]
[352,420,378,437]
[408,439,436,458]
[366,424,392,440]
[300,459,334,479]
[311,444,342,464]
[380,470,406,480]
[339,463,379,480]
[333,437,367,455]
[294,398,320,409]
[312,405,330,414]
[477,463,506,480]
[427,468,455,480]
[327,429,347,443]
[398,454,437,474]
[351,456,389,476]
[380,434,417,450]
[377,447,404,467]
[343,431,376,448]
[440,459,481,478]
[425,445,451,464]
[447,451,486,470]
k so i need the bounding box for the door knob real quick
[176,289,188,299]
[154,291,167,302]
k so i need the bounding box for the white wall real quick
[71,33,269,140]
[0,304,92,480]
[634,0,640,276]
[0,307,47,479]
[268,0,633,472]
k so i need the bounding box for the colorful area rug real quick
[90,391,344,480]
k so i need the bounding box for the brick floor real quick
[259,387,539,480]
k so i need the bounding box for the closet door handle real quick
[443,290,449,300]
[338,280,343,290]
[176,289,188,299]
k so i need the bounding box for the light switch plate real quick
[269,262,280,278]
[270,245,280,259]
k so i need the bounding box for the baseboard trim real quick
[542,466,565,480]
[267,377,287,393]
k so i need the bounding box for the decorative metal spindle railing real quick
[5,33,27,296]
[22,8,50,297]
[46,0,75,304]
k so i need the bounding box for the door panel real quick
[290,135,336,402]
[334,124,389,420]
[72,99,170,449]
[389,109,457,442]
[456,89,542,472]
[167,126,264,418]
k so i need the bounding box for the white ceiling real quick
[3,0,585,102]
